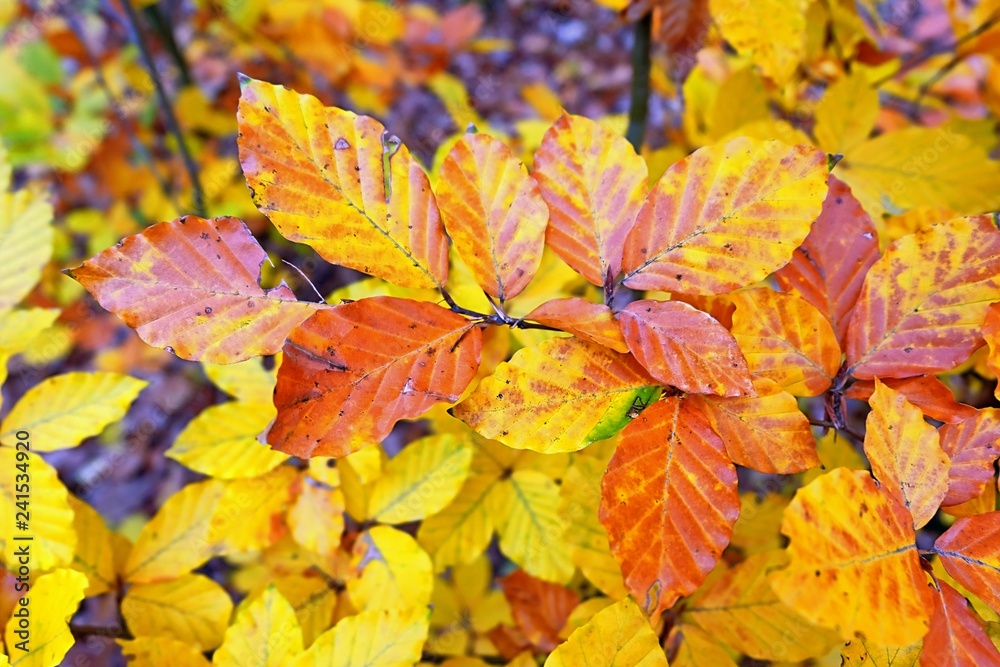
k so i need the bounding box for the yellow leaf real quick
[768,468,933,645]
[237,77,448,289]
[813,70,879,155]
[368,434,472,524]
[668,624,739,667]
[288,477,345,560]
[622,137,828,294]
[121,573,233,650]
[68,496,116,596]
[544,597,667,666]
[246,574,338,648]
[117,637,211,667]
[348,525,433,612]
[0,372,147,451]
[212,467,297,554]
[0,448,75,572]
[0,308,59,386]
[4,569,87,667]
[214,585,303,667]
[417,472,499,571]
[709,0,808,83]
[454,337,658,453]
[203,357,278,405]
[835,125,1000,217]
[0,185,53,312]
[125,480,225,583]
[684,551,840,661]
[166,402,288,480]
[339,446,383,522]
[291,607,429,667]
[730,493,790,557]
[840,637,922,666]
[492,470,574,584]
[427,555,511,657]
[864,380,950,529]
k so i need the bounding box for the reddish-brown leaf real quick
[533,113,648,286]
[940,409,1000,507]
[66,216,320,363]
[844,376,977,424]
[525,297,629,352]
[693,377,819,474]
[935,512,1000,615]
[773,175,879,344]
[846,215,1000,379]
[920,581,1000,667]
[436,133,548,300]
[269,297,482,458]
[499,569,580,652]
[618,299,754,397]
[600,397,740,619]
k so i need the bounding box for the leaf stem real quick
[625,11,653,152]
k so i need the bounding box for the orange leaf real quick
[533,113,648,286]
[921,581,1000,666]
[269,297,481,457]
[730,287,841,397]
[773,175,879,344]
[600,397,740,619]
[499,569,579,652]
[935,512,1000,615]
[939,409,1000,507]
[863,379,950,529]
[693,377,819,474]
[619,299,753,397]
[66,216,319,363]
[525,297,628,352]
[237,76,448,289]
[844,376,976,424]
[846,215,1000,379]
[436,133,548,300]
[621,137,828,294]
[984,302,1000,397]
[768,468,933,646]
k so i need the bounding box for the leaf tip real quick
[236,72,252,90]
[827,153,844,171]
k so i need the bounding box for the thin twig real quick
[117,0,207,217]
[281,259,327,303]
[625,11,653,152]
[142,4,192,87]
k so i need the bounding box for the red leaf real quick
[935,512,1000,615]
[499,569,580,652]
[921,582,1000,666]
[939,409,1000,507]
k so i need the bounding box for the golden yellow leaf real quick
[544,597,667,666]
[709,0,808,83]
[684,551,840,661]
[840,637,921,666]
[166,401,288,479]
[250,574,337,648]
[67,496,116,596]
[864,380,950,529]
[4,569,87,667]
[768,468,933,645]
[212,467,297,554]
[116,637,211,667]
[0,308,59,387]
[453,337,658,453]
[203,356,278,405]
[368,434,472,524]
[290,607,429,667]
[0,184,53,312]
[730,493,790,557]
[621,137,828,295]
[288,477,345,560]
[348,525,433,612]
[125,480,225,583]
[0,372,147,451]
[813,70,879,155]
[121,573,232,650]
[0,448,76,572]
[417,472,500,571]
[237,77,448,289]
[214,585,303,667]
[668,624,739,667]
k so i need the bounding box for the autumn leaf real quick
[269,297,482,458]
[500,569,579,652]
[214,585,303,667]
[348,525,433,612]
[813,71,878,155]
[618,299,754,397]
[436,132,548,300]
[544,597,667,666]
[935,512,1000,616]
[621,137,828,294]
[237,76,448,289]
[454,337,659,453]
[939,409,1000,507]
[600,397,739,619]
[773,175,879,345]
[845,375,976,425]
[768,468,933,646]
[3,569,87,667]
[67,497,118,597]
[525,298,629,352]
[66,216,320,363]
[863,379,950,529]
[532,113,648,286]
[920,581,1000,666]
[290,607,429,667]
[729,287,841,397]
[287,475,345,559]
[709,0,807,83]
[117,637,211,667]
[846,215,1000,379]
[0,176,53,312]
[121,573,232,650]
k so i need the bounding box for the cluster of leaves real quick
[5,0,1000,666]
